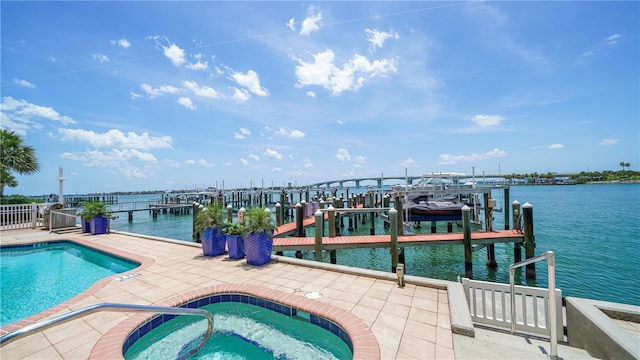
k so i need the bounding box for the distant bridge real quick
[306,173,578,189]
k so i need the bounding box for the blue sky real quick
[1,1,638,195]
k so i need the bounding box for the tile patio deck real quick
[0,229,455,359]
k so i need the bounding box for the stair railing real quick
[509,251,557,360]
[0,303,214,360]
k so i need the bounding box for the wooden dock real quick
[272,214,524,251]
[273,230,524,251]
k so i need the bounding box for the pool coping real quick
[92,283,380,360]
[0,238,155,337]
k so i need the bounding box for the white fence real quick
[0,203,46,230]
[461,278,563,341]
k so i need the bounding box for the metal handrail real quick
[509,251,557,360]
[0,303,214,360]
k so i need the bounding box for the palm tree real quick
[0,130,40,196]
[625,162,631,170]
[620,161,625,171]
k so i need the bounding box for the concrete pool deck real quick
[0,228,595,359]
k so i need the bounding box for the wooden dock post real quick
[275,202,282,226]
[462,205,473,279]
[394,195,404,235]
[226,204,233,224]
[370,210,375,235]
[128,211,133,221]
[512,200,522,263]
[389,208,399,272]
[328,205,336,238]
[295,203,304,237]
[523,202,536,279]
[504,188,510,230]
[314,209,323,261]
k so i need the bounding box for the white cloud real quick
[306,91,316,97]
[111,39,131,48]
[272,167,282,172]
[185,60,208,71]
[63,148,157,178]
[139,83,179,99]
[249,154,259,161]
[93,53,109,63]
[198,159,214,167]
[177,97,196,110]
[599,138,619,145]
[163,159,181,168]
[0,97,75,135]
[366,28,399,53]
[234,128,252,139]
[472,114,503,127]
[294,50,398,95]
[300,8,322,36]
[547,143,564,150]
[163,43,186,66]
[303,157,313,168]
[185,159,196,165]
[336,148,351,161]
[354,155,367,163]
[240,128,251,136]
[276,128,305,138]
[233,88,250,102]
[58,128,173,150]
[604,33,623,45]
[264,149,282,160]
[230,70,268,97]
[399,158,415,168]
[14,79,35,88]
[438,148,507,165]
[240,158,248,166]
[286,17,296,31]
[183,80,221,99]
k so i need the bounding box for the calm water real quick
[0,241,139,326]
[109,184,640,306]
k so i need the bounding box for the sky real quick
[1,1,638,195]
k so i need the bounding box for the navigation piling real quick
[512,200,522,263]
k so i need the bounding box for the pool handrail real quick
[0,303,214,360]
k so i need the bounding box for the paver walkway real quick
[0,229,454,359]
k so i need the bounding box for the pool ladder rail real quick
[0,303,214,360]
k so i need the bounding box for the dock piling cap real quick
[523,202,532,208]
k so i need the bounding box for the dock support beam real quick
[462,205,473,279]
[390,208,399,272]
[314,210,323,262]
[512,200,522,263]
[523,202,536,279]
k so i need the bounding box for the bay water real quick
[109,184,640,306]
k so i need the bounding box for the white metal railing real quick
[0,203,47,230]
[461,277,563,341]
[0,303,214,360]
[510,251,559,360]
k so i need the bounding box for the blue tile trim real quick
[122,293,353,355]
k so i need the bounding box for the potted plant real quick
[243,206,277,266]
[223,221,245,259]
[77,201,111,235]
[194,201,226,256]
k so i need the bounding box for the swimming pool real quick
[124,294,353,360]
[0,240,140,326]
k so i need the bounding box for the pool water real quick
[0,241,139,326]
[125,302,352,360]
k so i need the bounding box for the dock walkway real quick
[272,215,524,251]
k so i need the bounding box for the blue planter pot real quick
[82,220,91,233]
[201,227,226,256]
[244,232,273,266]
[226,235,245,259]
[90,216,108,235]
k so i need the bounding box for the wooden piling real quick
[390,208,399,272]
[328,206,336,238]
[512,200,522,263]
[314,209,323,261]
[462,205,473,279]
[275,202,282,226]
[523,202,536,278]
